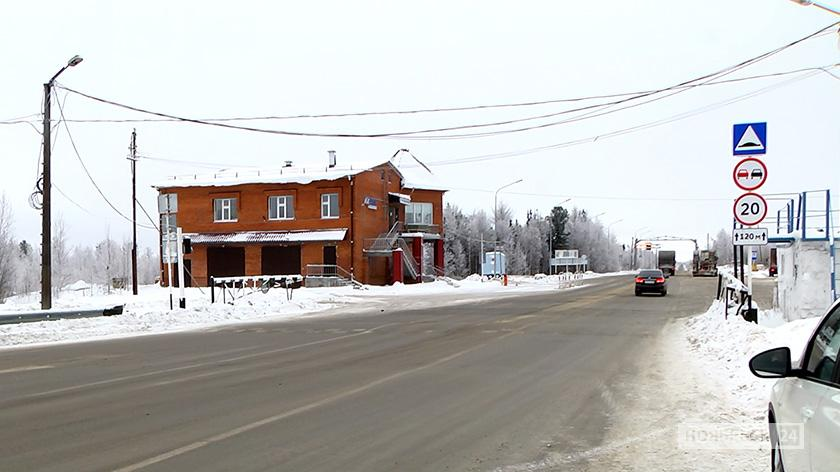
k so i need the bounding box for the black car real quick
[635,269,667,296]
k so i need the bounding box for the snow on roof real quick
[153,154,446,192]
[185,229,347,244]
[390,156,447,191]
[155,158,391,189]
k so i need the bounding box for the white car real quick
[749,299,840,472]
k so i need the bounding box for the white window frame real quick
[268,195,295,220]
[406,202,433,225]
[321,193,339,219]
[214,197,238,222]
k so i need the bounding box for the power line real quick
[418,67,827,167]
[136,154,260,169]
[118,65,834,176]
[136,199,160,232]
[51,21,838,140]
[54,91,156,230]
[40,65,832,124]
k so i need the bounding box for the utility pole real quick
[41,82,52,309]
[129,129,138,295]
[39,55,83,310]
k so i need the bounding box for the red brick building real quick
[154,156,445,286]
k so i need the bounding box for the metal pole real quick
[41,83,52,309]
[494,192,498,277]
[176,227,186,308]
[166,215,174,310]
[129,129,138,295]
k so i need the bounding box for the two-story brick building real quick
[154,154,445,286]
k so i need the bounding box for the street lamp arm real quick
[789,0,840,15]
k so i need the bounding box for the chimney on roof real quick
[327,150,336,168]
[284,160,293,168]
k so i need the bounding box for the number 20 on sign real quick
[733,193,767,226]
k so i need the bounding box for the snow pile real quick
[0,285,357,349]
[682,299,821,410]
[63,280,91,292]
[0,272,630,348]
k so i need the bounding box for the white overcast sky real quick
[2,0,838,259]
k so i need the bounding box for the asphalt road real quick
[0,274,716,472]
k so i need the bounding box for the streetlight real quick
[788,0,840,15]
[606,219,623,238]
[494,178,523,277]
[41,55,83,309]
[630,226,650,271]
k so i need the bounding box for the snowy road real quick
[0,275,716,471]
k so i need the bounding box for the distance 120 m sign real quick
[733,193,768,226]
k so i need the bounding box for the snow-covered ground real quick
[0,271,630,349]
[682,299,820,412]
[591,279,824,471]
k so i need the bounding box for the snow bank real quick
[682,300,821,411]
[0,272,628,349]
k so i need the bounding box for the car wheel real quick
[770,418,784,472]
[661,290,667,296]
[635,290,641,296]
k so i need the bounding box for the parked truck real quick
[657,250,677,277]
[692,250,719,277]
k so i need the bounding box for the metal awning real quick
[388,192,411,205]
[185,229,347,245]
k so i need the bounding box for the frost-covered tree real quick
[51,218,71,295]
[15,240,40,296]
[443,203,469,277]
[712,228,734,264]
[0,195,15,301]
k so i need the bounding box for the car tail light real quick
[656,277,665,283]
[635,277,644,283]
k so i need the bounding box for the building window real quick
[406,202,433,225]
[321,193,339,218]
[213,197,238,222]
[268,195,295,220]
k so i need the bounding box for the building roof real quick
[154,155,447,191]
[184,229,347,245]
[154,160,388,189]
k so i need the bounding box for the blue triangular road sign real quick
[733,122,767,155]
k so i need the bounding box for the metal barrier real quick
[304,264,365,289]
[0,305,124,325]
[558,272,585,289]
[210,275,303,304]
[716,272,757,323]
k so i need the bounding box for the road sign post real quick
[733,228,768,246]
[731,122,768,288]
[732,157,767,191]
[733,193,768,226]
[733,122,767,156]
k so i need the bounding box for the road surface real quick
[0,275,715,471]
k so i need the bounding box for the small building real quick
[549,249,588,274]
[153,154,446,286]
[481,251,506,277]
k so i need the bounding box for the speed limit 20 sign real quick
[733,192,767,226]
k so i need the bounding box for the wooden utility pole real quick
[129,129,138,295]
[41,83,53,309]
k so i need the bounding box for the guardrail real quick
[0,306,124,325]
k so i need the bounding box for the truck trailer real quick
[657,250,677,276]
